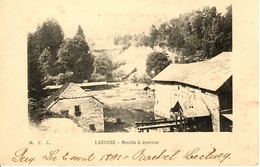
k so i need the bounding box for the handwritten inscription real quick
[100,153,128,161]
[43,149,59,161]
[184,147,231,163]
[12,147,231,164]
[12,148,35,164]
[132,149,180,161]
[62,152,95,161]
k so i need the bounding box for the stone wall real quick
[50,97,104,132]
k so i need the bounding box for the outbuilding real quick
[44,82,104,132]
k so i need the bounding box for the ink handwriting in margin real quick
[12,147,231,164]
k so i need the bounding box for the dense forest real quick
[115,6,232,63]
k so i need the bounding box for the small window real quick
[74,105,81,117]
[201,90,206,93]
[89,124,96,132]
[178,86,180,90]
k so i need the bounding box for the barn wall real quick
[154,82,220,132]
[218,77,232,110]
[50,97,104,132]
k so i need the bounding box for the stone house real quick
[153,52,232,132]
[44,82,104,132]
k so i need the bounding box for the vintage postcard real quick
[0,0,258,166]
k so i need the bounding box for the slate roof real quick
[153,52,232,92]
[44,82,103,109]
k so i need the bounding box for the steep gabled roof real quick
[59,83,88,99]
[44,82,71,108]
[153,52,232,91]
[44,82,101,109]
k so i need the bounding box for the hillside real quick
[114,46,154,79]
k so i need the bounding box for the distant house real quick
[143,85,155,96]
[153,52,232,132]
[44,82,104,132]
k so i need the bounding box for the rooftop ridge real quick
[59,82,74,98]
[153,52,232,91]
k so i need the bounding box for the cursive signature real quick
[184,147,231,163]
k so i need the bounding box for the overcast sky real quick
[27,0,232,40]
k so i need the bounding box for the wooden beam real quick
[135,119,185,127]
[137,121,186,130]
[221,109,232,114]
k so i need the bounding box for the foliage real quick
[33,19,64,76]
[38,48,52,77]
[28,58,46,107]
[147,25,159,48]
[28,33,41,61]
[53,71,74,85]
[75,25,86,38]
[129,74,139,83]
[140,5,232,63]
[146,52,172,78]
[34,19,64,56]
[94,54,113,81]
[28,33,46,114]
[57,25,94,83]
[113,33,152,48]
[112,69,126,82]
[139,73,153,84]
[113,34,132,45]
[128,73,153,84]
[89,73,106,82]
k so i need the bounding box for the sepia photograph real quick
[0,0,258,166]
[28,2,232,133]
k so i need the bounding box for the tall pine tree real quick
[57,25,94,83]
